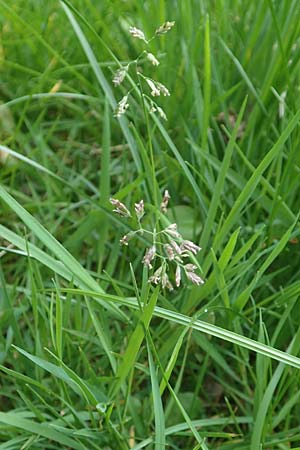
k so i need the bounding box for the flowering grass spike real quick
[110,191,204,290]
[113,21,174,121]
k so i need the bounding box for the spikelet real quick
[146,52,160,66]
[113,95,129,118]
[129,26,147,42]
[155,21,175,35]
[112,67,128,87]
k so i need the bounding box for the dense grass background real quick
[1,0,300,448]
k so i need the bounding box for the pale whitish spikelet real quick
[181,240,201,255]
[110,198,131,217]
[142,245,156,268]
[120,231,135,246]
[156,82,170,96]
[160,189,170,213]
[162,273,173,291]
[146,79,160,96]
[129,26,146,42]
[148,266,163,284]
[164,243,175,260]
[120,235,129,245]
[279,91,287,119]
[185,271,204,285]
[149,105,167,120]
[164,223,181,238]
[155,21,175,35]
[170,240,182,255]
[175,265,181,287]
[156,106,167,120]
[134,199,144,221]
[112,67,127,87]
[120,234,130,246]
[114,95,129,118]
[146,52,160,66]
[184,263,197,271]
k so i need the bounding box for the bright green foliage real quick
[1,1,300,449]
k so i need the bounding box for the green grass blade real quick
[147,339,166,450]
[0,185,122,318]
[58,288,300,369]
[110,287,159,397]
[0,412,85,449]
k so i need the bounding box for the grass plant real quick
[1,1,300,449]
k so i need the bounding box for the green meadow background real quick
[1,1,300,449]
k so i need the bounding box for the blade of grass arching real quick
[201,98,247,253]
[0,197,124,372]
[13,345,102,406]
[0,412,85,450]
[250,328,300,450]
[234,219,297,310]
[0,143,72,184]
[213,107,300,253]
[60,1,142,171]
[201,14,211,152]
[152,115,207,216]
[0,225,75,282]
[110,287,159,398]
[0,365,48,391]
[0,93,96,112]
[147,339,166,450]
[131,417,252,450]
[59,288,300,369]
[0,186,122,317]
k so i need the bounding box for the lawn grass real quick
[1,1,300,448]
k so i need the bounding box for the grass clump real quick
[1,1,300,449]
